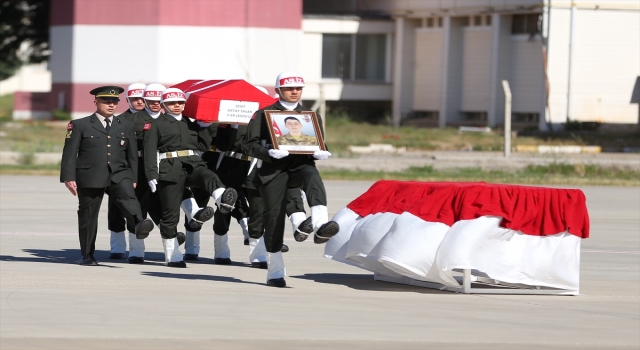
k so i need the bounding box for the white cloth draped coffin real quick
[324,208,581,290]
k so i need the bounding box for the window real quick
[512,14,541,35]
[512,113,539,123]
[474,16,482,26]
[322,33,388,82]
[355,34,386,81]
[322,34,351,79]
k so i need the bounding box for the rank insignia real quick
[66,130,72,138]
[143,123,152,130]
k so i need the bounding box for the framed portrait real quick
[264,110,326,154]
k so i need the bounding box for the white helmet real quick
[275,71,305,89]
[125,83,146,109]
[254,86,269,95]
[143,83,167,101]
[126,83,146,98]
[161,88,187,103]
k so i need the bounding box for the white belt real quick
[158,150,202,160]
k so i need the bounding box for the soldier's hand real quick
[64,181,78,196]
[268,149,289,159]
[313,150,332,160]
[148,179,158,193]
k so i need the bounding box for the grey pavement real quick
[316,151,640,172]
[2,150,639,172]
[0,175,639,349]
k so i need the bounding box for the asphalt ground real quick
[0,175,638,350]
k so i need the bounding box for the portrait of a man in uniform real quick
[276,116,319,146]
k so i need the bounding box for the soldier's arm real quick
[315,113,329,151]
[242,113,272,163]
[143,121,159,180]
[60,121,80,183]
[126,123,138,184]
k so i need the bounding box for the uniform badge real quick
[66,130,72,138]
[120,139,125,146]
[143,123,152,130]
[67,122,73,130]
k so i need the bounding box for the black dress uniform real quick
[144,114,236,241]
[107,108,163,263]
[60,87,154,265]
[242,102,329,254]
[108,109,162,227]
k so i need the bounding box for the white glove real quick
[197,121,213,128]
[148,179,158,193]
[231,124,239,129]
[313,150,332,160]
[268,149,289,159]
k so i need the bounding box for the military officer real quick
[60,86,155,266]
[276,117,318,146]
[144,88,236,268]
[242,72,340,287]
[107,83,146,260]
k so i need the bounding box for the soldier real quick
[60,86,154,266]
[276,116,318,146]
[144,88,237,268]
[242,72,340,287]
[107,83,146,260]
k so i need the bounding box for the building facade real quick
[12,0,640,130]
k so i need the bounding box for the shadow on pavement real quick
[290,273,449,294]
[141,271,265,286]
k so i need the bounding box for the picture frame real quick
[264,110,326,154]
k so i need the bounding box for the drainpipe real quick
[392,16,405,128]
[566,2,576,123]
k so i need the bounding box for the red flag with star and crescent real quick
[272,120,283,138]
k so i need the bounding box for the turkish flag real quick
[272,120,283,137]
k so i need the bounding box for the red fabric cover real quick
[347,180,590,238]
[171,79,277,122]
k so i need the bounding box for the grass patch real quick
[0,94,13,122]
[0,120,67,153]
[320,163,640,186]
[0,163,60,175]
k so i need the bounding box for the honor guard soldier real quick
[242,72,339,287]
[144,88,236,268]
[60,86,155,266]
[107,83,146,260]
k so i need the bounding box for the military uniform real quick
[242,101,328,254]
[144,114,233,242]
[276,133,318,146]
[107,108,163,262]
[60,87,153,265]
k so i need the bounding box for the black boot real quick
[294,217,313,242]
[314,221,340,244]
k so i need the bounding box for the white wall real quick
[548,7,640,124]
[59,25,300,87]
[0,63,51,95]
